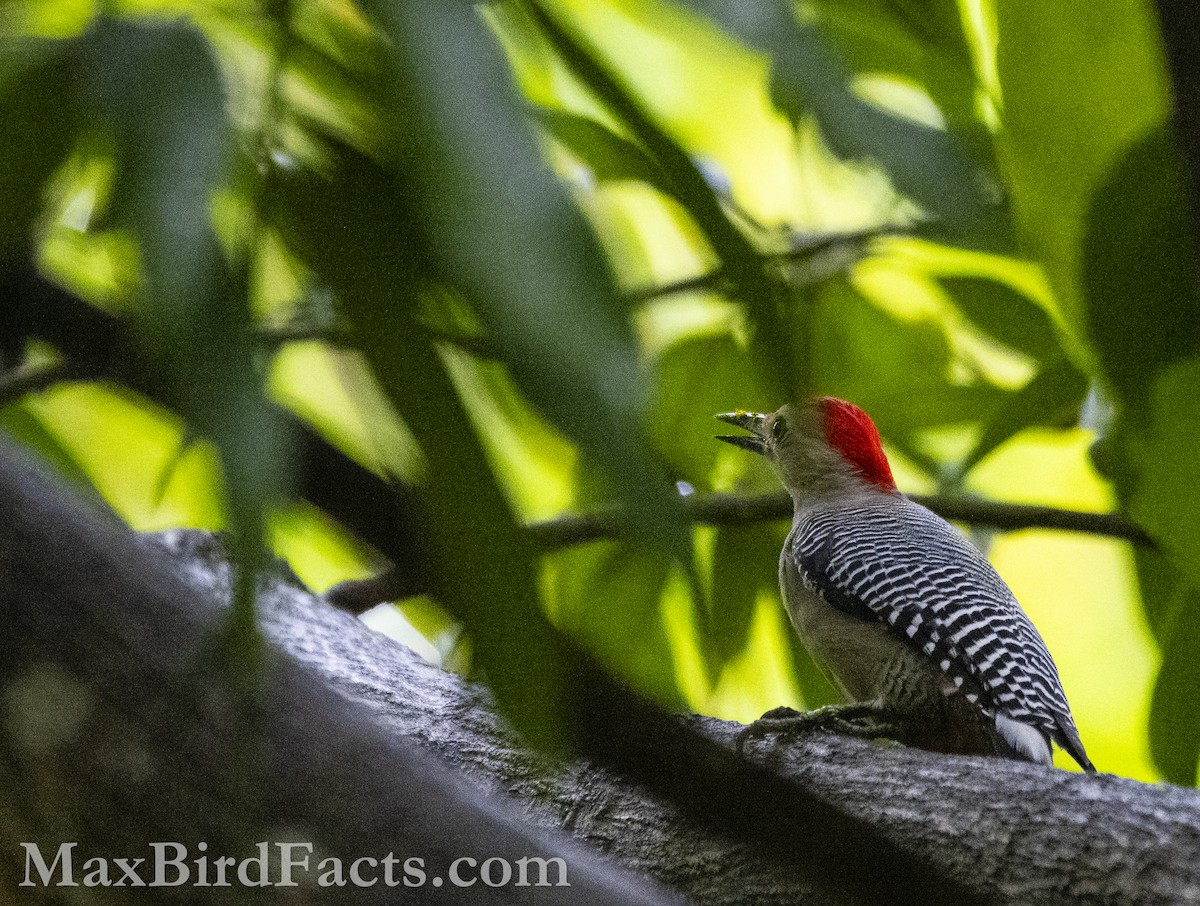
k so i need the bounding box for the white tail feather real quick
[995,713,1052,765]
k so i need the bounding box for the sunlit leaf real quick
[674,0,995,239]
[995,0,1173,331]
[811,277,1007,439]
[550,542,681,707]
[706,523,780,682]
[520,1,796,400]
[0,400,104,506]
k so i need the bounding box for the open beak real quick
[715,411,769,455]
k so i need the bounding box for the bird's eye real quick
[771,417,788,441]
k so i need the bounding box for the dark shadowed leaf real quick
[1148,573,1200,785]
[1082,129,1200,409]
[805,0,977,126]
[267,141,578,749]
[82,17,284,639]
[940,275,1066,363]
[956,358,1089,479]
[1079,133,1200,788]
[0,44,82,261]
[1132,546,1179,646]
[1129,360,1200,592]
[532,107,674,196]
[351,302,583,748]
[995,0,1172,332]
[363,0,693,568]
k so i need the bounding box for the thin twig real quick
[623,222,920,303]
[254,322,354,347]
[528,490,1153,550]
[0,362,67,408]
[254,321,500,360]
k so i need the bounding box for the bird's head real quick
[716,398,897,499]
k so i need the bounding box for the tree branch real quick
[5,264,1155,624]
[3,449,1195,904]
[527,491,1153,550]
[0,437,989,906]
[0,439,681,906]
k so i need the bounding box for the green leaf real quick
[1133,546,1181,649]
[705,523,783,682]
[0,43,82,261]
[1148,574,1200,785]
[811,277,1008,439]
[83,17,284,638]
[806,0,979,130]
[1126,360,1200,785]
[354,302,582,749]
[939,275,1067,363]
[531,106,674,195]
[956,358,1089,478]
[995,0,1174,332]
[674,0,996,239]
[1082,129,1200,409]
[550,542,681,707]
[521,2,760,278]
[650,332,773,486]
[363,0,695,567]
[267,138,578,750]
[1129,358,1200,583]
[519,1,796,400]
[0,400,105,508]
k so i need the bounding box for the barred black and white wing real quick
[791,495,1093,771]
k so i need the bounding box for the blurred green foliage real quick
[1,0,1195,782]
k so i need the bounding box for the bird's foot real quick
[735,703,904,756]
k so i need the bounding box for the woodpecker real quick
[717,398,1094,771]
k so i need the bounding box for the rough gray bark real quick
[0,442,682,906]
[218,529,1200,906]
[2,439,1200,905]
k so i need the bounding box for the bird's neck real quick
[786,478,896,517]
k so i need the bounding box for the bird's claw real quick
[735,703,903,756]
